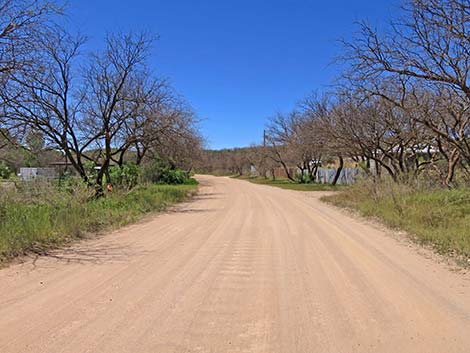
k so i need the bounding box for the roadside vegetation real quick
[0,1,203,263]
[2,0,470,265]
[323,179,470,263]
[0,166,198,263]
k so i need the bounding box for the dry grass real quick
[322,178,470,263]
[0,181,197,263]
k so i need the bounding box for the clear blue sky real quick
[69,0,395,149]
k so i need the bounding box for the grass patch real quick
[0,182,197,263]
[234,175,344,191]
[322,180,470,262]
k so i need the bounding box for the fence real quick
[316,168,362,185]
[19,168,58,181]
[251,165,363,185]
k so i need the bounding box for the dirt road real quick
[1,175,470,352]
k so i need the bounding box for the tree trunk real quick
[280,160,295,182]
[444,150,460,188]
[94,171,105,197]
[332,155,344,186]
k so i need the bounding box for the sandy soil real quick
[1,175,470,353]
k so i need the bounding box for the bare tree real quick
[246,144,278,179]
[0,0,61,78]
[342,0,470,185]
[265,112,299,181]
[0,27,91,180]
[345,0,470,94]
[0,5,203,190]
[300,94,347,185]
[83,31,155,193]
[145,109,204,172]
[265,108,325,183]
[132,94,202,169]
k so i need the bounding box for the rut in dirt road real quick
[1,175,470,353]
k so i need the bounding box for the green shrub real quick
[141,159,193,184]
[83,161,98,181]
[0,162,12,179]
[295,172,312,184]
[109,163,140,189]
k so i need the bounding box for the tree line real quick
[0,0,203,194]
[199,0,470,188]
